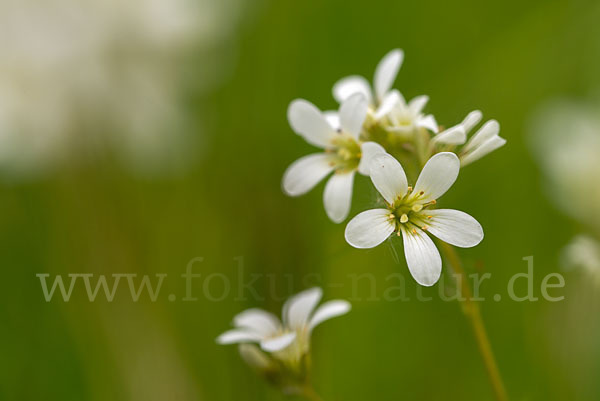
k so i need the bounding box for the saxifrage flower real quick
[345,152,484,286]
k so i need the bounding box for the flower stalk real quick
[438,241,509,401]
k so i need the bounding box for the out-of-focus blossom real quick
[332,49,404,121]
[387,93,439,135]
[217,287,350,361]
[562,234,600,284]
[529,100,600,229]
[0,0,246,176]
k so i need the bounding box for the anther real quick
[400,214,409,223]
[388,214,395,220]
[422,225,428,231]
[412,204,423,212]
[412,228,417,234]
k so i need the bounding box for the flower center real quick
[386,187,436,234]
[328,133,361,173]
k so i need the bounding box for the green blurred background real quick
[1,0,600,400]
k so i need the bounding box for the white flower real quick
[216,287,351,362]
[386,92,439,134]
[344,152,484,286]
[283,94,386,223]
[432,110,506,166]
[332,49,404,120]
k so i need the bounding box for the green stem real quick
[438,241,509,401]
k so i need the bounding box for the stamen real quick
[396,231,401,236]
[388,214,395,220]
[422,225,428,231]
[412,228,417,234]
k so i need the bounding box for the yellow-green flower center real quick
[386,187,436,234]
[328,134,361,173]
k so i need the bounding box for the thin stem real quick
[438,241,509,401]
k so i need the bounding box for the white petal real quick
[339,93,368,138]
[238,344,273,370]
[323,111,340,130]
[432,125,466,145]
[416,114,439,133]
[233,308,281,337]
[461,110,483,133]
[357,141,386,175]
[408,95,429,115]
[283,287,323,330]
[282,153,335,196]
[401,226,442,286]
[369,153,408,204]
[460,136,506,167]
[374,49,404,101]
[463,119,500,152]
[308,300,351,332]
[332,75,373,104]
[287,99,336,148]
[374,90,401,120]
[426,209,484,248]
[260,332,297,352]
[345,209,395,249]
[323,172,355,223]
[216,329,263,345]
[413,152,460,202]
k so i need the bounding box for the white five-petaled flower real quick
[432,110,506,166]
[332,49,404,121]
[344,152,484,286]
[216,287,351,362]
[283,94,386,223]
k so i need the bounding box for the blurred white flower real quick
[332,49,404,121]
[238,343,275,372]
[0,0,246,176]
[217,287,351,363]
[562,235,600,284]
[345,152,483,286]
[387,92,439,135]
[283,94,386,223]
[529,99,600,230]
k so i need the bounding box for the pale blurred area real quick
[529,98,600,401]
[0,0,248,177]
[0,1,252,400]
[529,99,600,275]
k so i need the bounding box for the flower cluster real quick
[283,49,506,286]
